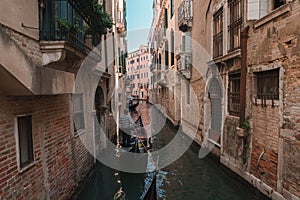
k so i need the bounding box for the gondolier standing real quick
[120,109,132,147]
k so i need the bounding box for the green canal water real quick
[77,104,269,200]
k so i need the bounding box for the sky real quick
[126,0,153,51]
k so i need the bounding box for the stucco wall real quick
[0,0,39,40]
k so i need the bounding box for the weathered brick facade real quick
[246,1,300,198]
[0,95,94,200]
[150,0,300,199]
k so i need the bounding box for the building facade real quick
[126,45,150,100]
[0,0,127,199]
[148,0,300,199]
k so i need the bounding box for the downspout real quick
[239,26,249,127]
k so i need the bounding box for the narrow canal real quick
[77,103,269,200]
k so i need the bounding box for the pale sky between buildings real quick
[126,0,153,51]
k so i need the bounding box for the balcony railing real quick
[40,0,100,53]
[178,0,193,32]
[116,7,127,35]
[177,53,191,79]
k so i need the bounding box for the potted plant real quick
[56,17,70,39]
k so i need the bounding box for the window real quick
[171,29,175,66]
[16,115,34,169]
[213,8,223,58]
[165,41,169,69]
[182,35,186,51]
[164,8,168,28]
[186,83,190,104]
[273,0,286,10]
[141,74,143,78]
[171,0,174,17]
[172,86,175,100]
[228,0,243,52]
[254,69,279,100]
[137,74,140,79]
[228,72,240,116]
[73,94,85,133]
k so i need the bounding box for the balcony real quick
[116,8,127,37]
[176,47,191,79]
[178,0,193,32]
[40,0,103,71]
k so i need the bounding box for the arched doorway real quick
[95,86,105,124]
[94,86,106,152]
[208,77,223,145]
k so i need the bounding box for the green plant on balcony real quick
[56,17,70,33]
[56,16,82,37]
[88,0,113,33]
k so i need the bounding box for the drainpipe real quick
[239,26,249,127]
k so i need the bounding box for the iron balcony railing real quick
[116,6,127,34]
[178,0,193,27]
[40,0,100,52]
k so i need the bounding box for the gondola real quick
[129,101,139,111]
[130,115,148,151]
[142,174,157,200]
[118,118,148,199]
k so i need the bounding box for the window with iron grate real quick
[213,8,223,58]
[228,72,240,116]
[228,0,243,52]
[254,68,279,101]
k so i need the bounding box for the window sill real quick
[211,49,241,64]
[18,161,36,174]
[252,98,279,107]
[226,114,240,120]
[254,4,291,29]
[74,129,86,138]
[207,138,221,148]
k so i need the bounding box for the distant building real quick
[126,45,150,99]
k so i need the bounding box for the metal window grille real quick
[228,72,240,116]
[228,0,243,52]
[254,69,279,101]
[213,8,223,58]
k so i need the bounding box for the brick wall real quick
[251,105,280,190]
[0,95,94,200]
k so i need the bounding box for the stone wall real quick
[0,95,94,200]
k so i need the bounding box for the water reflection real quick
[77,102,269,200]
